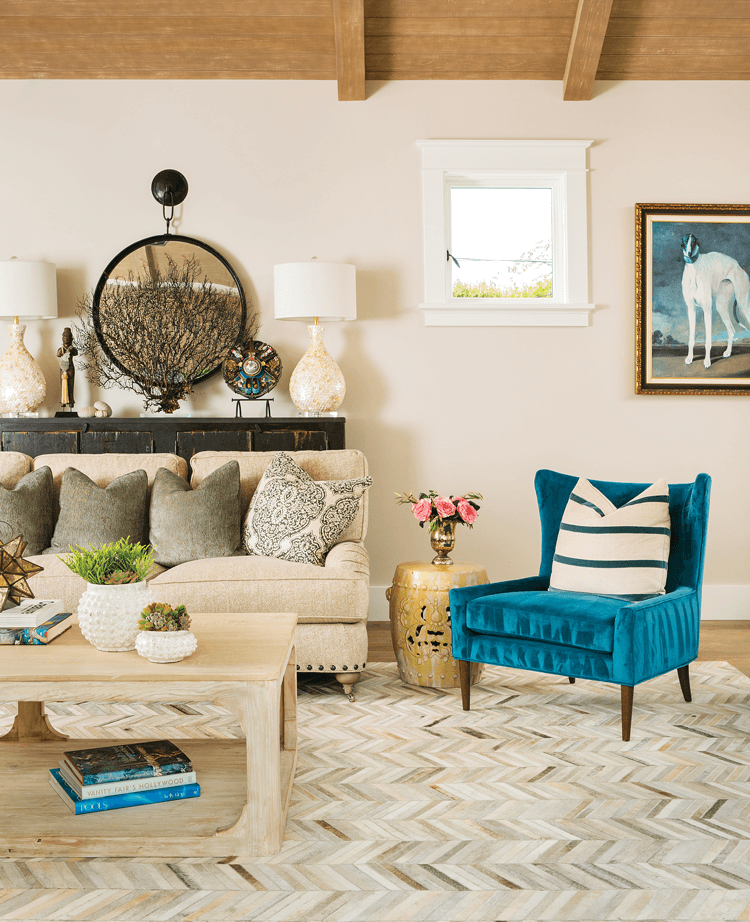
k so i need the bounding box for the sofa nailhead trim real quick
[296,663,363,672]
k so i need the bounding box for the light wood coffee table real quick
[0,612,297,858]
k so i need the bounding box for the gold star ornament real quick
[0,535,43,610]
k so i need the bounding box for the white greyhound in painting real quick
[681,233,750,368]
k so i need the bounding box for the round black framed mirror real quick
[91,234,248,412]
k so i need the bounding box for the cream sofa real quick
[1,448,370,699]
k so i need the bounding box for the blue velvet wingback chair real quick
[450,470,711,741]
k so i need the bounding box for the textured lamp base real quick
[0,324,46,416]
[289,324,345,415]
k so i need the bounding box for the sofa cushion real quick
[33,453,187,513]
[466,590,621,654]
[191,449,369,543]
[0,451,32,488]
[242,451,372,566]
[549,477,671,601]
[149,552,369,624]
[45,467,149,554]
[149,462,242,567]
[0,465,54,555]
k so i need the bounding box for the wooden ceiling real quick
[1,0,746,102]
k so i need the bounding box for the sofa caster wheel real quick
[336,672,360,701]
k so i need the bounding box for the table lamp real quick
[0,258,58,416]
[274,260,356,416]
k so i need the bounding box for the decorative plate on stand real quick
[223,340,282,398]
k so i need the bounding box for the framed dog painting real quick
[636,203,750,395]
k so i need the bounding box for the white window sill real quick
[420,301,595,327]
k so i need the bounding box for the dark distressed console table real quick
[0,416,345,464]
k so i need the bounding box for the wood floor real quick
[368,621,750,678]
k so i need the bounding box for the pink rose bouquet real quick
[395,489,482,531]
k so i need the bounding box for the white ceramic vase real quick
[135,630,197,663]
[77,581,153,652]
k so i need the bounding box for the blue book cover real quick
[58,762,199,799]
[0,612,73,645]
[63,740,193,785]
[49,768,200,814]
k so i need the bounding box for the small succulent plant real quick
[139,602,191,633]
[104,569,141,585]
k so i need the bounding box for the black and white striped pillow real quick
[549,478,671,600]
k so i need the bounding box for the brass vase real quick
[430,520,456,566]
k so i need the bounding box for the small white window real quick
[450,185,554,299]
[418,140,594,327]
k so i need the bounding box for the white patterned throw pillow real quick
[549,478,671,600]
[243,452,372,566]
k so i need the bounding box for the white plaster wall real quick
[0,79,748,616]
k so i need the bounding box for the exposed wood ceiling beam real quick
[4,0,750,86]
[333,0,365,100]
[563,0,614,100]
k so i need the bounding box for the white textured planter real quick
[136,630,197,664]
[77,581,153,652]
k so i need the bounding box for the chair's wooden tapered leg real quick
[677,665,692,702]
[568,677,576,684]
[458,660,471,711]
[621,685,634,742]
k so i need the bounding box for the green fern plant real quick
[60,537,155,585]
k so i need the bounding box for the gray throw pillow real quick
[149,461,242,567]
[46,468,148,554]
[0,466,54,555]
[243,451,372,566]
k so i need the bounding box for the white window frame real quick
[418,140,594,327]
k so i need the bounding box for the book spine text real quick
[74,771,198,799]
[72,784,201,814]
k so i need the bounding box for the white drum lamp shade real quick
[0,260,58,321]
[0,259,58,416]
[274,262,356,415]
[274,262,357,322]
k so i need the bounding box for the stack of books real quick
[48,739,200,814]
[0,599,72,645]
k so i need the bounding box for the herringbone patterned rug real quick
[1,661,750,922]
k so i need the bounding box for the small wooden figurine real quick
[56,328,78,410]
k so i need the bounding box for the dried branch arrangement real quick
[75,255,257,413]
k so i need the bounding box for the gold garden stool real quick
[386,561,488,688]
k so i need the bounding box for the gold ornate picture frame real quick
[636,203,750,395]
